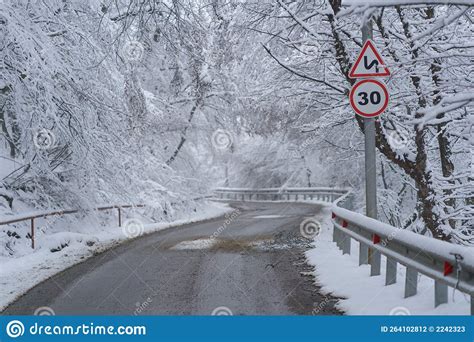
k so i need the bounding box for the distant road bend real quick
[4,201,342,315]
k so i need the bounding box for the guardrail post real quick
[385,257,397,285]
[30,218,35,249]
[118,207,122,227]
[434,281,448,307]
[370,249,381,276]
[404,267,418,298]
[347,194,354,210]
[334,226,341,250]
[342,234,351,255]
[337,232,343,250]
[359,243,369,265]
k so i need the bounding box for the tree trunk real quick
[425,6,456,228]
[165,99,201,166]
[0,85,20,158]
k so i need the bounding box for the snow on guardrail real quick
[332,192,474,314]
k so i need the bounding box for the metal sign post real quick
[361,20,380,275]
[348,15,392,276]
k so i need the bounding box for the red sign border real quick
[349,40,390,79]
[349,79,389,118]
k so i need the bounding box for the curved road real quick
[4,202,342,315]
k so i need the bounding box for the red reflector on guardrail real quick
[444,261,453,276]
[342,220,348,228]
[373,234,381,244]
[331,212,336,219]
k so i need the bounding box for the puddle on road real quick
[170,238,216,250]
[168,234,311,252]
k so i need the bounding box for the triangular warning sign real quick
[349,40,390,79]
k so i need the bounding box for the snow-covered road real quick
[3,202,341,315]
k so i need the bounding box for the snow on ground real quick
[306,205,471,315]
[0,201,233,311]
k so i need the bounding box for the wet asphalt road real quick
[3,201,342,315]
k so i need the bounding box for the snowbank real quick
[0,201,233,311]
[306,206,471,315]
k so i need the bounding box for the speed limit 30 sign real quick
[349,79,389,118]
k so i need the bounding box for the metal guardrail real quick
[0,204,145,249]
[332,193,474,315]
[0,195,213,250]
[214,187,474,314]
[214,187,347,203]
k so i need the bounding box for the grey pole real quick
[224,163,229,187]
[361,19,381,276]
